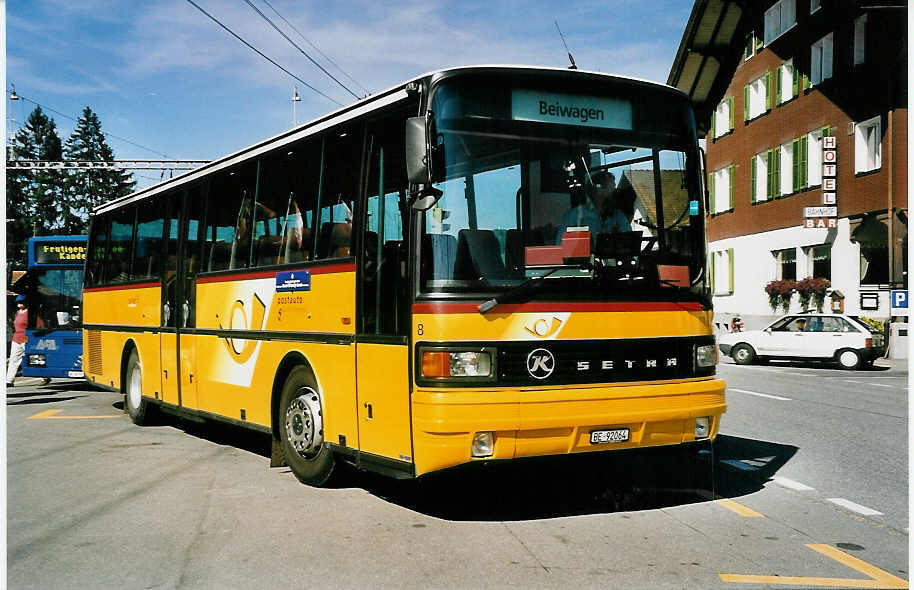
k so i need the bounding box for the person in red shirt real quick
[7,295,28,387]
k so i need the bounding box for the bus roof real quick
[94,65,686,216]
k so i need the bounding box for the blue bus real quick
[20,235,87,380]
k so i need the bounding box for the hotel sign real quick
[804,134,838,228]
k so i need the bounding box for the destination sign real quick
[34,242,86,264]
[511,90,632,129]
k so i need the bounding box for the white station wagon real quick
[719,313,886,370]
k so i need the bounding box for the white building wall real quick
[708,218,897,332]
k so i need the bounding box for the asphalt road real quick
[6,362,909,589]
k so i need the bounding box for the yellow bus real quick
[83,65,725,486]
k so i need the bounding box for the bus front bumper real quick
[411,377,726,476]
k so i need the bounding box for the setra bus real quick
[82,65,725,485]
[20,235,87,380]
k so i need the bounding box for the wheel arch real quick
[270,352,317,440]
[119,338,139,393]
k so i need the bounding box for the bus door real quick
[178,186,204,410]
[160,193,181,406]
[355,140,413,464]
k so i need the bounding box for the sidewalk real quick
[873,357,909,372]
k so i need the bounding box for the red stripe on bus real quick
[196,263,356,284]
[412,301,704,314]
[84,282,161,293]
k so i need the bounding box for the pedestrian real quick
[7,295,28,387]
[730,316,744,332]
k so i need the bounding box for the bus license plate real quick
[590,428,630,444]
[68,371,84,378]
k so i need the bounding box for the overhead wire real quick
[185,0,343,106]
[8,91,172,159]
[258,0,370,97]
[241,0,359,100]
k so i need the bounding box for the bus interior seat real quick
[208,241,232,272]
[317,222,352,259]
[421,233,458,280]
[254,234,282,266]
[282,227,311,263]
[454,229,508,282]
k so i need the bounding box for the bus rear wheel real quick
[278,366,336,486]
[124,349,150,425]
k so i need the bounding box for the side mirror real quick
[764,327,772,333]
[405,117,429,184]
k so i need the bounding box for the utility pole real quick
[292,86,301,127]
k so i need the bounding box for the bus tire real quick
[731,344,756,365]
[124,349,150,425]
[278,366,335,486]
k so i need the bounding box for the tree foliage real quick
[63,106,136,228]
[6,105,136,268]
[6,106,64,266]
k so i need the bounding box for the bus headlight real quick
[695,416,711,439]
[27,354,47,367]
[695,344,718,368]
[420,348,495,381]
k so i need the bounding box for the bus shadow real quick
[7,395,83,406]
[355,435,798,521]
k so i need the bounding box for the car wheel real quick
[836,349,862,370]
[278,366,336,486]
[731,344,756,365]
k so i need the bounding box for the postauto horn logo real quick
[220,293,266,363]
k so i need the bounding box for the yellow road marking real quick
[28,409,121,420]
[716,499,764,517]
[720,544,909,588]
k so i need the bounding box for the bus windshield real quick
[29,269,83,330]
[420,75,707,301]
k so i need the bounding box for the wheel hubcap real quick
[285,387,323,459]
[128,364,142,410]
[736,349,748,361]
[840,351,857,367]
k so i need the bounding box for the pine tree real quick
[6,106,64,266]
[62,107,136,232]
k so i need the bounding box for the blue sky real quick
[7,0,694,189]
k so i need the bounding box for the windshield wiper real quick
[478,263,589,314]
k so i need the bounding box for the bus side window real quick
[86,215,109,287]
[204,164,257,272]
[135,195,166,281]
[315,127,360,261]
[107,205,137,283]
[252,139,320,267]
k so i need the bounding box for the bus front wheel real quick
[124,349,150,425]
[278,366,336,486]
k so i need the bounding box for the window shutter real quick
[766,150,774,199]
[750,157,757,203]
[765,71,773,109]
[709,253,716,294]
[776,66,783,104]
[728,97,734,130]
[710,112,716,139]
[791,63,799,98]
[802,73,809,91]
[743,85,750,121]
[823,125,830,137]
[727,248,735,294]
[792,138,800,192]
[773,148,781,196]
[756,33,764,52]
[709,173,716,213]
[728,165,735,210]
[800,136,808,189]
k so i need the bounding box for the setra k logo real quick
[524,316,564,338]
[219,293,266,363]
[526,348,556,380]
